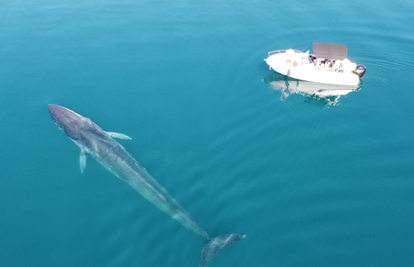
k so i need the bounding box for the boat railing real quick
[268,49,303,57]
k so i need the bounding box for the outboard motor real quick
[353,65,366,78]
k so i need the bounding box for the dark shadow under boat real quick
[263,72,362,107]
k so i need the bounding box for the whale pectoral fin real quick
[199,233,246,267]
[106,132,132,140]
[80,150,87,173]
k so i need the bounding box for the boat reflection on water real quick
[263,72,361,107]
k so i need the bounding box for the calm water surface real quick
[1,1,414,266]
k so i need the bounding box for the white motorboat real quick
[264,43,366,86]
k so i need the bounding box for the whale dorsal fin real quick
[107,132,132,140]
[80,150,87,173]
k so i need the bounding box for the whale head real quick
[48,104,95,141]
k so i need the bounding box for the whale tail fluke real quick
[199,233,246,267]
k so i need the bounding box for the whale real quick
[48,104,245,267]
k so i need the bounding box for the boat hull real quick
[265,52,361,86]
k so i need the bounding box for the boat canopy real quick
[312,43,348,60]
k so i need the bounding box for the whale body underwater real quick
[48,104,245,267]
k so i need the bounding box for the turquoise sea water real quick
[1,1,414,266]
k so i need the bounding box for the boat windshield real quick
[312,43,348,60]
